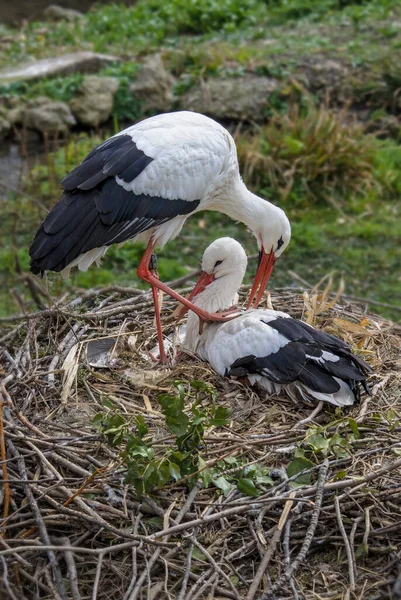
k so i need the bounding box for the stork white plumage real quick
[29,111,291,362]
[182,238,371,406]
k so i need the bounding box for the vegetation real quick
[0,0,400,321]
[94,380,275,498]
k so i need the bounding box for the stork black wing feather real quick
[227,317,371,398]
[29,133,201,275]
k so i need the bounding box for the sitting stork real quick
[182,237,371,406]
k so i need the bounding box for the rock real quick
[0,107,10,140]
[16,97,76,134]
[299,57,350,101]
[69,76,120,127]
[178,75,278,121]
[130,54,175,113]
[44,4,83,21]
[0,52,119,83]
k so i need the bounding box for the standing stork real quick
[182,238,371,406]
[29,111,291,362]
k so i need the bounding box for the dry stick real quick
[0,391,10,538]
[57,537,81,600]
[126,482,201,600]
[246,491,296,600]
[261,458,329,600]
[121,515,142,600]
[0,555,19,600]
[92,554,104,600]
[190,573,218,600]
[283,518,299,600]
[191,538,241,600]
[186,567,215,600]
[0,537,31,569]
[334,496,356,591]
[9,441,68,600]
[177,541,194,600]
[294,401,324,429]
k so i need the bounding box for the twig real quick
[191,537,241,600]
[283,518,299,600]
[56,538,81,600]
[0,391,10,538]
[246,492,296,600]
[334,496,356,591]
[177,541,194,600]
[0,555,19,600]
[9,440,68,600]
[261,459,329,599]
[294,401,324,429]
[92,554,103,600]
[126,482,201,599]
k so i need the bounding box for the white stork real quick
[182,237,371,406]
[29,111,291,362]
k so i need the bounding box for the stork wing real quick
[208,314,369,395]
[29,112,232,274]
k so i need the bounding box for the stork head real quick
[247,203,291,309]
[176,237,247,319]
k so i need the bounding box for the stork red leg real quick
[137,240,167,363]
[137,240,238,347]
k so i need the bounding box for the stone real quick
[69,76,120,127]
[130,54,175,113]
[299,57,350,101]
[0,52,119,84]
[43,4,83,21]
[178,75,278,121]
[16,97,76,134]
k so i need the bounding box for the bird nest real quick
[1,283,401,600]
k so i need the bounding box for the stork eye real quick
[276,236,284,250]
[214,260,223,268]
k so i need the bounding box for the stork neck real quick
[215,180,271,241]
[183,275,240,354]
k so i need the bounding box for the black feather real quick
[227,318,372,402]
[29,134,201,275]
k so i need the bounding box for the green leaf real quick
[176,383,185,400]
[169,462,181,482]
[213,476,232,496]
[223,456,237,465]
[307,433,329,453]
[157,462,172,487]
[165,413,189,437]
[147,517,163,529]
[103,398,114,410]
[256,475,274,486]
[92,413,104,423]
[334,470,347,480]
[355,543,368,558]
[210,406,231,427]
[287,457,314,485]
[348,418,360,438]
[192,547,206,561]
[237,478,259,497]
[135,415,148,438]
[284,136,305,155]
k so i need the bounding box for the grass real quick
[1,102,400,321]
[0,0,400,322]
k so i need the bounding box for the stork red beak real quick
[175,271,215,321]
[246,248,276,309]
